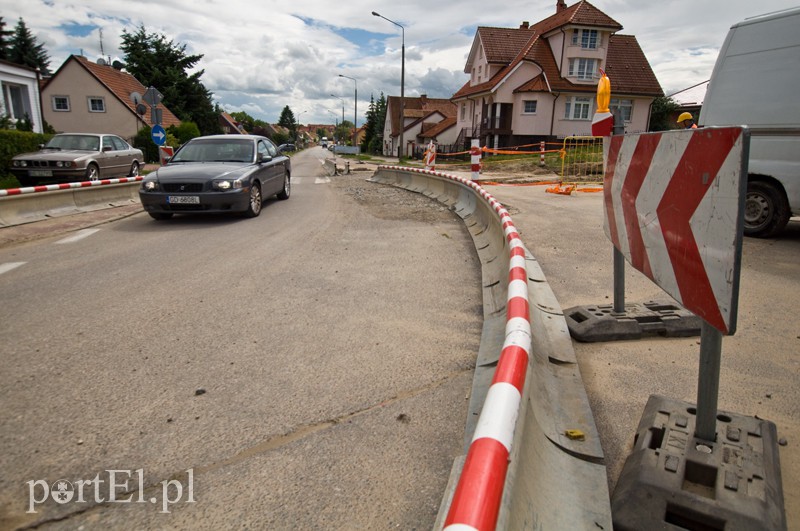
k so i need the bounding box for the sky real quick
[5,0,800,126]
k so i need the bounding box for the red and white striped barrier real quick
[0,176,144,197]
[470,140,482,181]
[377,165,531,530]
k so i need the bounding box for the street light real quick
[295,110,307,144]
[338,74,357,147]
[372,11,404,160]
[330,94,345,126]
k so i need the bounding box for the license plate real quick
[167,196,200,204]
[29,170,52,177]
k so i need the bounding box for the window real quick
[2,83,31,121]
[110,136,128,150]
[523,100,538,114]
[460,103,466,120]
[102,136,115,151]
[88,97,105,112]
[564,97,592,120]
[568,58,597,80]
[52,96,70,112]
[572,29,600,49]
[610,98,633,122]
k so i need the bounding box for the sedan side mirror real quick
[258,153,273,163]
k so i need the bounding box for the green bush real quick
[0,129,53,186]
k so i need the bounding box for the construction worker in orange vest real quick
[677,112,698,129]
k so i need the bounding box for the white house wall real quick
[0,62,44,133]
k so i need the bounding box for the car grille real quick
[166,204,211,211]
[26,160,59,168]
[162,183,205,193]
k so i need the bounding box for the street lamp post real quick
[372,11,404,160]
[338,74,358,147]
[295,110,307,144]
[330,94,345,136]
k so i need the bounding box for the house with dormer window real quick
[451,0,663,149]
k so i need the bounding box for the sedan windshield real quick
[45,135,100,151]
[171,139,254,163]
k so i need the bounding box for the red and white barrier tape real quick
[377,166,531,530]
[0,176,144,197]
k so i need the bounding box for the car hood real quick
[13,149,95,161]
[151,163,251,181]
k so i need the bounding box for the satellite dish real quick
[136,103,147,116]
[96,57,107,66]
[112,59,125,70]
[130,91,142,105]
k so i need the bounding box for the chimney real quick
[420,94,427,105]
[557,0,567,12]
[520,21,530,29]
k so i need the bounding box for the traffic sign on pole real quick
[151,124,166,146]
[603,126,749,335]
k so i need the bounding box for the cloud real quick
[13,0,800,124]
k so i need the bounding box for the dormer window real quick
[572,28,600,49]
[568,58,598,80]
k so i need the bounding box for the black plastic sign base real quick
[564,300,701,342]
[611,395,786,531]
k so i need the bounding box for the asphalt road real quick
[2,152,796,529]
[0,148,483,529]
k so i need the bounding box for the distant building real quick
[451,0,663,149]
[41,54,180,142]
[667,80,708,126]
[0,59,44,133]
[219,111,247,134]
[382,94,458,157]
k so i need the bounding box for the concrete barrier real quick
[369,167,611,529]
[0,178,142,227]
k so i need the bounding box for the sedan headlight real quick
[212,179,243,191]
[12,160,27,168]
[55,161,74,168]
[143,180,159,191]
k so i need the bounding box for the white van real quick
[699,7,800,237]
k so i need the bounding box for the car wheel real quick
[243,182,262,217]
[744,180,790,238]
[149,212,173,220]
[277,173,290,200]
[85,163,100,181]
[129,161,140,177]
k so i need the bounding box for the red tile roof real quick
[64,55,181,128]
[452,1,661,101]
[387,95,457,137]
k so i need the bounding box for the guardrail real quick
[369,166,611,529]
[0,177,143,227]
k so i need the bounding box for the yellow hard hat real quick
[677,112,694,123]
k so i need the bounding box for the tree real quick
[8,18,50,74]
[648,96,680,132]
[0,17,14,61]
[120,25,220,135]
[277,106,297,139]
[229,110,266,132]
[334,120,354,143]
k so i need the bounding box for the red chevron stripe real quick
[620,134,661,279]
[657,128,741,333]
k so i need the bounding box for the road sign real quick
[142,86,162,107]
[603,126,749,334]
[151,124,166,146]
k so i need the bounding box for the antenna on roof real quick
[99,28,105,57]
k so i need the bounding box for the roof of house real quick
[386,95,457,137]
[667,80,708,107]
[47,55,181,128]
[219,111,247,134]
[453,0,661,101]
[421,116,457,139]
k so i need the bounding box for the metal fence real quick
[560,136,604,182]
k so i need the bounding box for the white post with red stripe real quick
[424,140,437,171]
[470,139,482,181]
[539,141,546,166]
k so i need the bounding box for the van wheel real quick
[744,181,790,238]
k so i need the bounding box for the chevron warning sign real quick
[603,127,750,335]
